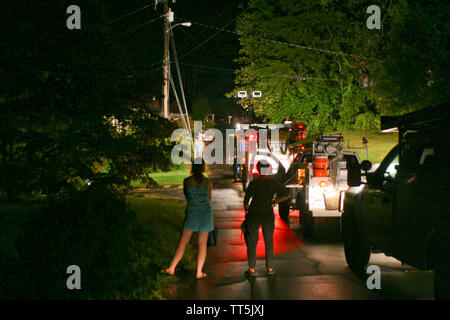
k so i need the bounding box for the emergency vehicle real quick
[231,122,307,190]
[342,104,449,299]
[280,134,360,236]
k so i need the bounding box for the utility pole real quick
[158,1,189,119]
[162,1,171,119]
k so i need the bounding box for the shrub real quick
[353,112,380,131]
[1,187,136,299]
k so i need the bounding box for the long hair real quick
[191,158,205,184]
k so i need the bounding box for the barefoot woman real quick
[162,158,213,279]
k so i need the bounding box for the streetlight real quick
[167,22,192,32]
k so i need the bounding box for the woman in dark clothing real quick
[243,161,290,278]
[161,158,213,279]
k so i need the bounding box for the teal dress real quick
[183,182,214,232]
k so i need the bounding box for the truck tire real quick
[429,230,450,300]
[302,211,314,238]
[242,166,248,192]
[434,269,450,300]
[341,209,370,273]
[298,192,314,238]
[279,201,290,221]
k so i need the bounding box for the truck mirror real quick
[361,160,372,172]
[347,160,362,186]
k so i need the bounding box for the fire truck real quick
[231,124,360,237]
[231,122,307,191]
[279,134,361,237]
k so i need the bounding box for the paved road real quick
[172,164,434,300]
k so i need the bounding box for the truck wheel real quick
[434,269,450,300]
[242,167,248,191]
[341,209,370,273]
[279,201,290,221]
[429,231,450,300]
[298,193,314,238]
[302,211,314,238]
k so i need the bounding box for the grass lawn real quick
[122,197,196,299]
[0,197,195,300]
[131,164,212,188]
[326,130,398,164]
[131,165,191,188]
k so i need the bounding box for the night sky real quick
[107,0,243,114]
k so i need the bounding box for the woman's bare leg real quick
[165,230,193,274]
[196,231,209,278]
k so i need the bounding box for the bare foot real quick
[160,268,175,275]
[195,272,208,280]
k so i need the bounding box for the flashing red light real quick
[319,181,327,188]
[246,132,258,141]
[294,123,306,131]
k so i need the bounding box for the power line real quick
[177,2,238,51]
[125,65,162,78]
[124,61,341,83]
[274,74,342,83]
[170,70,190,132]
[112,15,163,37]
[178,63,340,82]
[107,3,153,25]
[178,26,224,65]
[179,62,235,73]
[177,18,372,60]
[178,18,237,60]
[170,26,191,132]
[177,6,251,60]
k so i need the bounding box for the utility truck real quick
[341,105,449,299]
[279,134,360,236]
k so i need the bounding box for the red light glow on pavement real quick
[207,207,304,265]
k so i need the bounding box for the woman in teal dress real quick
[161,158,213,279]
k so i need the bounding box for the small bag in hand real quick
[207,228,218,247]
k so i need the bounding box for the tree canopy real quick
[229,0,449,132]
[1,1,177,201]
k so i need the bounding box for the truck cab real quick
[342,104,449,299]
